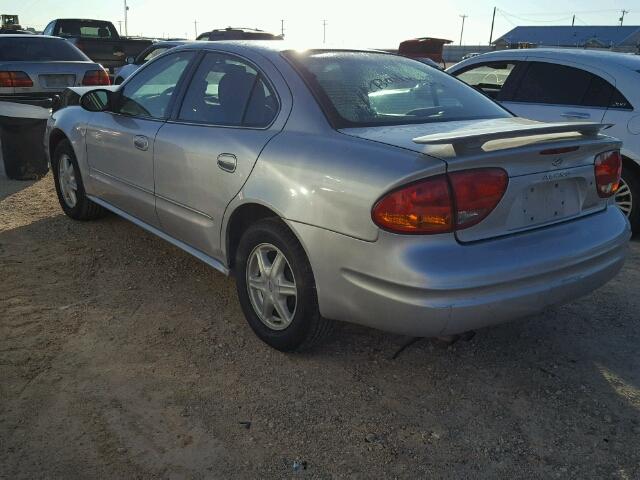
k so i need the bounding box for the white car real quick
[448,49,640,232]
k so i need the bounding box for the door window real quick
[455,62,518,100]
[117,51,195,119]
[178,52,278,127]
[513,62,591,105]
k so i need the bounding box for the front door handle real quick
[133,135,149,151]
[217,153,237,173]
[560,111,591,120]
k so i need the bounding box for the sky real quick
[3,0,638,47]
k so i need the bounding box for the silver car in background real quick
[45,42,630,351]
[0,35,110,104]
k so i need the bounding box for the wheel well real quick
[622,155,640,179]
[226,203,282,272]
[49,129,69,158]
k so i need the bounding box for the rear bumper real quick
[289,206,630,337]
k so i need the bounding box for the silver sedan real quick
[0,35,110,104]
[45,42,630,351]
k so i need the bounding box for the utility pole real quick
[322,19,327,43]
[489,7,496,45]
[117,20,123,35]
[194,20,198,38]
[459,14,467,46]
[619,9,629,26]
[280,19,284,38]
[124,0,129,37]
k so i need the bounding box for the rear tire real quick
[618,166,639,234]
[52,139,107,221]
[235,218,334,352]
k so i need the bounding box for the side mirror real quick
[80,89,112,112]
[125,56,135,65]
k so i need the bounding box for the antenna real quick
[322,19,327,43]
[194,20,198,38]
[281,19,284,38]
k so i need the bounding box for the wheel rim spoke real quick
[246,243,298,331]
[58,154,78,208]
[615,178,633,217]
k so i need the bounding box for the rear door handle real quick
[217,153,237,173]
[133,135,149,151]
[560,111,591,119]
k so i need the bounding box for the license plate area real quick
[520,179,581,227]
[39,74,76,88]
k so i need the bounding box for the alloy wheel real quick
[615,177,633,217]
[246,243,298,331]
[58,153,78,208]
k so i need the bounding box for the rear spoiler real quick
[413,122,612,154]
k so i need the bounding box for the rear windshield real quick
[286,51,510,128]
[56,20,118,39]
[0,37,88,61]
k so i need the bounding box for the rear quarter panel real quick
[228,130,446,245]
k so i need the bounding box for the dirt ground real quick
[1,175,639,479]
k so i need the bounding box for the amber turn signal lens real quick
[594,150,622,198]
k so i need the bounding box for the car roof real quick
[176,40,386,57]
[466,48,640,69]
[0,34,63,39]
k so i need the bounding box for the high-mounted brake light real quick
[594,150,622,198]
[372,168,508,234]
[0,71,33,88]
[82,69,110,86]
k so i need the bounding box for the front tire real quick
[52,139,106,221]
[235,218,334,351]
[617,166,639,234]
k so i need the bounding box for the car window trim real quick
[166,49,281,131]
[113,50,199,121]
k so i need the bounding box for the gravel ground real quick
[1,175,639,479]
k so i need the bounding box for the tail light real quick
[0,71,33,88]
[594,150,622,198]
[82,69,110,86]
[372,168,508,234]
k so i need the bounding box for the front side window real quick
[178,53,278,127]
[455,62,518,100]
[285,51,509,128]
[118,51,195,119]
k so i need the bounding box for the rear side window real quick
[513,62,592,105]
[513,61,632,109]
[455,62,518,100]
[0,37,88,61]
[178,52,278,127]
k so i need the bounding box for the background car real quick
[1,34,109,104]
[42,18,153,73]
[448,49,640,232]
[114,40,188,84]
[46,43,629,351]
[196,27,283,41]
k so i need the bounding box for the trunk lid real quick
[341,117,621,242]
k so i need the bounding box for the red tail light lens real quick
[450,168,509,229]
[594,150,622,198]
[82,69,110,86]
[372,168,508,234]
[0,71,33,88]
[372,175,453,233]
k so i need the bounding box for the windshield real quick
[0,37,89,61]
[286,51,510,128]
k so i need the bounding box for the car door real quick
[501,61,612,124]
[153,51,287,259]
[85,50,196,225]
